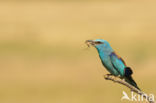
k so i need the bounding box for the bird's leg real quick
[104,74,121,82]
[104,74,113,78]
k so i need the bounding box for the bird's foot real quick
[104,74,113,78]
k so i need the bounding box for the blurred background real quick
[0,0,156,103]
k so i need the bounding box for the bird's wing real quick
[109,52,126,77]
[110,52,140,89]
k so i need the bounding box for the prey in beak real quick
[85,40,95,47]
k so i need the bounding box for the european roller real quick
[86,39,140,90]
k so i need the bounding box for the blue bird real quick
[86,39,140,90]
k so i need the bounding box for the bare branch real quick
[104,75,155,103]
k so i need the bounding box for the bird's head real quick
[85,39,113,53]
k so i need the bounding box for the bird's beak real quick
[85,40,95,47]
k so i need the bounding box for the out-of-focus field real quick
[0,1,156,103]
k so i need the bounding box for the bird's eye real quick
[95,41,103,44]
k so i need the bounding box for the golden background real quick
[0,0,156,103]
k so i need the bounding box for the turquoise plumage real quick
[86,39,140,90]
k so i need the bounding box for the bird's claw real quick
[104,74,121,82]
[104,74,113,78]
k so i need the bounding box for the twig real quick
[104,75,155,103]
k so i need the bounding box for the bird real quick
[85,39,140,90]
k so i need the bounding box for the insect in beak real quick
[85,40,95,47]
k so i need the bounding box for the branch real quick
[104,75,155,103]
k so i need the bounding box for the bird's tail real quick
[125,76,140,90]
